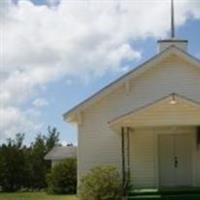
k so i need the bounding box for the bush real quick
[46,158,77,194]
[79,166,122,200]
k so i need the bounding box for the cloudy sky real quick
[0,0,200,145]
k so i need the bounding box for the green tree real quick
[0,126,61,191]
[46,126,60,152]
[30,134,47,189]
[47,158,77,194]
[30,126,60,189]
[0,134,27,192]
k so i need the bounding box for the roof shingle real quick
[44,146,77,160]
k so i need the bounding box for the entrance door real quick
[159,134,193,187]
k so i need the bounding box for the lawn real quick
[0,192,78,200]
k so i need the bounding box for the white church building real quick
[63,1,200,190]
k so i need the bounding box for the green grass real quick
[0,192,78,200]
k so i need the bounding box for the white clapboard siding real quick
[130,129,156,188]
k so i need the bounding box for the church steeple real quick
[171,0,175,38]
[158,0,188,52]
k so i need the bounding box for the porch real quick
[121,126,200,189]
[108,93,200,190]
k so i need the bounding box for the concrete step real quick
[127,188,200,200]
[127,194,200,200]
[127,194,161,199]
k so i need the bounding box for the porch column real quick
[121,127,131,187]
[121,127,126,186]
[197,126,200,149]
[126,127,131,184]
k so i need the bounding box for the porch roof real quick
[109,93,200,129]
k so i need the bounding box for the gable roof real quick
[63,45,200,122]
[44,146,77,161]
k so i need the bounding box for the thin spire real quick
[171,0,175,38]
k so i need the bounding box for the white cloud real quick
[0,106,41,143]
[0,0,199,141]
[33,98,48,108]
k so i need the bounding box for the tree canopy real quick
[0,126,61,192]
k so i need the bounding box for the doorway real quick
[159,134,193,187]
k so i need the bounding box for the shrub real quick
[46,158,77,194]
[79,166,122,200]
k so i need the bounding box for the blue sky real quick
[1,0,200,145]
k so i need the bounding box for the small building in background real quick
[45,146,77,167]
